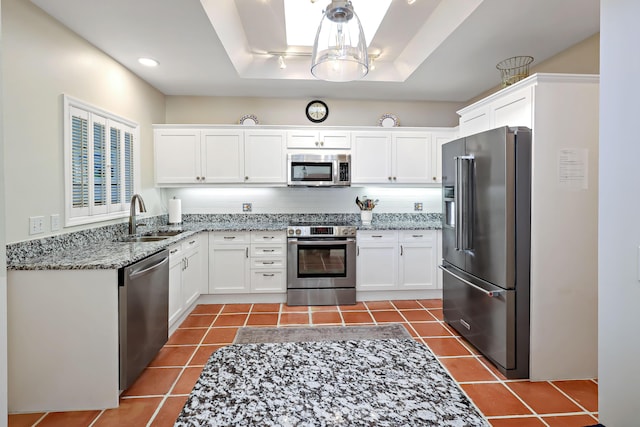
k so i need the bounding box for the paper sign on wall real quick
[558,148,588,190]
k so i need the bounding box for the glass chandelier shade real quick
[311,1,369,82]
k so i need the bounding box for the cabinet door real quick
[181,236,201,308]
[398,231,438,290]
[154,129,201,184]
[209,245,250,293]
[492,86,532,129]
[244,130,286,184]
[319,130,351,149]
[168,245,184,326]
[431,130,458,184]
[351,132,392,184]
[201,130,244,183]
[459,105,491,137]
[392,132,432,184]
[356,243,398,290]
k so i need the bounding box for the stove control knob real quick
[295,229,301,235]
[287,229,294,236]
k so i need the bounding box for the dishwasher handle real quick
[127,255,169,281]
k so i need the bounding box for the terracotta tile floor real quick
[8,300,599,427]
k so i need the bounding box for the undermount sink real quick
[147,230,183,237]
[117,235,170,243]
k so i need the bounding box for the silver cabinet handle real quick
[188,240,196,245]
[412,234,423,238]
[372,235,383,238]
[224,236,236,240]
[357,246,359,256]
[262,261,275,265]
[263,273,275,277]
[246,247,249,258]
[263,249,275,252]
[454,155,475,251]
[400,245,403,256]
[439,265,505,298]
[263,236,274,239]
[170,248,179,255]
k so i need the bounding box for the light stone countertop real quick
[7,213,441,270]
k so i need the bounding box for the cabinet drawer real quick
[211,231,250,245]
[250,270,286,293]
[251,244,285,257]
[357,230,397,243]
[251,258,285,269]
[399,230,435,242]
[181,235,201,251]
[251,231,286,244]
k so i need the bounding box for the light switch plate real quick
[29,216,45,235]
[414,202,423,211]
[242,203,252,212]
[51,214,61,231]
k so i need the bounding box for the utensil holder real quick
[361,210,372,225]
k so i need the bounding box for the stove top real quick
[287,222,357,238]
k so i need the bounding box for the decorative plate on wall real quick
[379,113,400,127]
[239,114,259,125]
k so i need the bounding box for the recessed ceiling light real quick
[138,57,159,67]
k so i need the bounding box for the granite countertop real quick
[7,213,441,271]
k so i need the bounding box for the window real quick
[64,95,140,226]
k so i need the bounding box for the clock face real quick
[306,100,328,123]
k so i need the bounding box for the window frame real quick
[63,95,141,227]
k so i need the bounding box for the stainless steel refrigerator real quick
[441,126,531,379]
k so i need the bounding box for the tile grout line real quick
[547,380,595,415]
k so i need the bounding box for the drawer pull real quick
[263,273,275,277]
[170,249,179,255]
[372,235,383,238]
[223,236,236,240]
[263,249,275,252]
[262,261,275,265]
[188,240,197,245]
[412,234,423,238]
[263,236,274,239]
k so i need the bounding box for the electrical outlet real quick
[29,216,45,235]
[242,203,252,212]
[51,214,61,231]
[414,202,423,212]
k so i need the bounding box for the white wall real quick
[1,0,166,244]
[0,0,8,421]
[598,0,640,425]
[162,187,442,216]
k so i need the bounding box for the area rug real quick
[175,326,489,426]
[233,323,412,344]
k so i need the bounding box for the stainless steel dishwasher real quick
[118,249,169,390]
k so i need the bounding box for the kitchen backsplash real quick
[162,187,442,215]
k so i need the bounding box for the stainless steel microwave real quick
[287,153,351,187]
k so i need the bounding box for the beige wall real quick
[2,0,166,243]
[468,33,600,104]
[165,96,463,127]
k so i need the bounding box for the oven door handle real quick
[288,238,356,245]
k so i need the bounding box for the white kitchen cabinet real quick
[431,129,458,183]
[209,231,251,293]
[356,231,398,291]
[351,132,392,184]
[154,128,202,184]
[357,230,439,292]
[155,127,286,185]
[209,231,286,294]
[201,130,245,183]
[398,231,438,290]
[286,129,350,149]
[351,131,435,184]
[250,231,287,293]
[168,233,203,327]
[244,130,287,183]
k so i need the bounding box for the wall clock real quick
[305,100,329,123]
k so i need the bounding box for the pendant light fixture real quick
[311,1,369,82]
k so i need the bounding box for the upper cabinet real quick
[154,127,286,186]
[286,129,350,149]
[351,129,455,185]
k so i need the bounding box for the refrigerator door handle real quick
[454,155,474,251]
[438,265,504,298]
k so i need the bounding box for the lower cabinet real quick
[209,231,286,293]
[357,230,439,291]
[168,233,203,327]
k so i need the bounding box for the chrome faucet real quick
[129,194,147,235]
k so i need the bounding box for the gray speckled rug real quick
[175,327,489,427]
[233,324,411,344]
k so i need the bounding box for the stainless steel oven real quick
[287,224,357,305]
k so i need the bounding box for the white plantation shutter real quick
[64,96,140,226]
